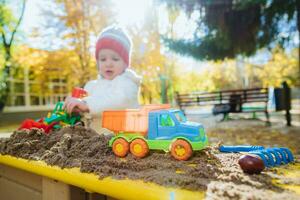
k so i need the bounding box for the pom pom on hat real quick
[95,26,131,66]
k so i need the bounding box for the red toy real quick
[71,87,88,98]
[18,118,58,134]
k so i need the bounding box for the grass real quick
[0,123,19,133]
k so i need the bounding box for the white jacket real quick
[82,69,141,132]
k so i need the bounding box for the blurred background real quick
[0,0,299,131]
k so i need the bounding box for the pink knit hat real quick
[95,26,131,66]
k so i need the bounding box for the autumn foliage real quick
[0,1,298,106]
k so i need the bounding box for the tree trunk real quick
[0,0,26,106]
[297,0,300,86]
[1,44,12,105]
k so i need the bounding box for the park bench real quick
[175,88,270,123]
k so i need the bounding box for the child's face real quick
[97,49,127,80]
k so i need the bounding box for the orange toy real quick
[102,104,170,136]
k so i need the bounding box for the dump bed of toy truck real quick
[102,104,170,135]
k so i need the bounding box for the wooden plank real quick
[0,163,42,191]
[42,177,71,200]
[0,175,42,200]
[87,193,107,200]
[0,164,109,200]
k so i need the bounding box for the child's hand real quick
[63,96,89,114]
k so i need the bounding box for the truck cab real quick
[148,109,207,143]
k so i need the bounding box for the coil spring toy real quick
[219,145,294,168]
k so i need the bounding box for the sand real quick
[0,125,299,199]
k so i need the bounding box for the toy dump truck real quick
[103,105,208,160]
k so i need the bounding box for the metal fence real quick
[3,67,68,113]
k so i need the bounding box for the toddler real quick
[64,26,141,132]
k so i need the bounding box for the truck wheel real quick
[112,138,129,157]
[130,138,149,158]
[170,139,192,161]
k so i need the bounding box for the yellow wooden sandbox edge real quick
[272,163,300,195]
[0,155,205,200]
